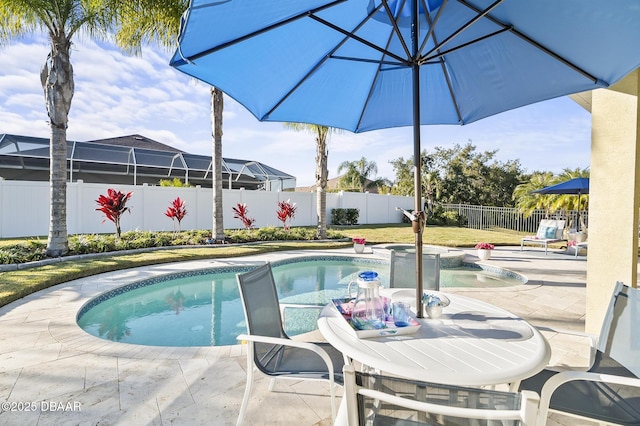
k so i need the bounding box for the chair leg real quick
[330,381,338,423]
[268,377,276,391]
[237,344,255,426]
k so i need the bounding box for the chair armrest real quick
[535,326,598,365]
[236,333,338,381]
[537,371,640,426]
[535,326,597,343]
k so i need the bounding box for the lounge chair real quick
[520,219,566,254]
[570,240,588,258]
[235,262,345,425]
[519,281,640,425]
[339,364,540,425]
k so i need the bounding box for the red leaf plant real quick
[96,189,132,238]
[166,197,187,231]
[276,199,297,232]
[232,203,255,230]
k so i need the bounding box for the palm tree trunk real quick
[211,87,225,242]
[42,35,73,257]
[316,134,328,239]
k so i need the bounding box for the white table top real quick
[317,288,550,388]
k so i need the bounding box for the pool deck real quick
[0,246,596,425]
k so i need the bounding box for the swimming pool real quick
[77,255,526,347]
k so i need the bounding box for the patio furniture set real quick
[234,263,639,425]
[521,219,589,258]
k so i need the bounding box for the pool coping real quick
[52,249,526,359]
[3,248,531,361]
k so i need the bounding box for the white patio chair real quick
[339,364,540,425]
[235,262,345,425]
[519,281,640,425]
[520,219,566,254]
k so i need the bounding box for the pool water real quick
[77,257,524,347]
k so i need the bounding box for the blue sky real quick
[0,36,592,187]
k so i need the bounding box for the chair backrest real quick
[342,365,539,425]
[536,219,565,240]
[237,262,287,340]
[389,249,440,290]
[593,282,639,378]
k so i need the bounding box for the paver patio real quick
[0,246,597,425]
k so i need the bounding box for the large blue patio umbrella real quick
[533,177,589,231]
[170,0,640,316]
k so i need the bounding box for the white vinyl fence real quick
[0,179,414,238]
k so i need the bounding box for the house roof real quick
[86,134,183,153]
[0,133,295,190]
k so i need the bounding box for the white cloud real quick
[0,35,594,187]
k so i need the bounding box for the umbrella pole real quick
[411,0,425,318]
[577,192,582,232]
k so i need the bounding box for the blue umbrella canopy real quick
[171,0,640,130]
[533,178,590,195]
[533,177,589,231]
[170,0,640,314]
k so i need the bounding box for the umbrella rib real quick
[422,6,463,123]
[380,0,412,59]
[421,26,511,63]
[418,0,448,56]
[263,3,394,120]
[456,0,599,84]
[175,0,348,64]
[355,18,402,131]
[309,14,409,65]
[423,0,504,59]
[331,56,404,66]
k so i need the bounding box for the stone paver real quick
[0,246,602,425]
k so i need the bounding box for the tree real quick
[513,171,556,217]
[284,123,336,239]
[337,157,390,192]
[388,150,439,211]
[0,0,126,257]
[116,0,226,243]
[515,168,590,226]
[551,168,590,214]
[432,142,524,207]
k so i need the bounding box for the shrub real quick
[1,228,347,265]
[95,189,133,238]
[165,197,187,231]
[425,206,467,226]
[276,199,297,231]
[232,203,255,229]
[330,208,359,225]
[159,178,192,187]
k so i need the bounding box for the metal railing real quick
[440,203,588,234]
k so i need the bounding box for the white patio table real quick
[317,288,550,391]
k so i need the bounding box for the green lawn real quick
[0,225,531,308]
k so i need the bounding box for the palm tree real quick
[284,123,336,239]
[0,0,125,257]
[116,0,226,242]
[337,157,389,192]
[513,171,556,217]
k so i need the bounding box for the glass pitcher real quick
[349,271,386,330]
